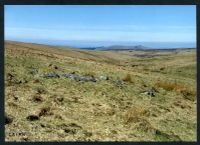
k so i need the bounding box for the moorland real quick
[5,41,196,141]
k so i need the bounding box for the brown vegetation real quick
[124,106,150,124]
[83,72,96,77]
[122,74,133,83]
[155,80,196,101]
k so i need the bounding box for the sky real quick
[5,5,196,48]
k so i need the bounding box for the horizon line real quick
[4,39,196,49]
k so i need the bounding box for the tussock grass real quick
[124,106,150,124]
[122,74,134,83]
[155,80,178,91]
[155,80,196,101]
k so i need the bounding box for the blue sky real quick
[5,5,196,48]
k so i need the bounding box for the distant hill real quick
[82,45,150,51]
[81,45,196,51]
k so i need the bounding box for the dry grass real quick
[83,71,96,77]
[48,63,58,70]
[122,74,133,83]
[179,89,196,101]
[134,118,156,134]
[38,107,52,117]
[32,95,43,102]
[4,41,197,141]
[155,80,196,101]
[155,80,179,91]
[35,86,47,94]
[124,106,150,124]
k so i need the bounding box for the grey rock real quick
[62,73,78,79]
[62,73,71,78]
[82,76,96,82]
[99,75,109,80]
[144,89,155,97]
[43,73,60,78]
[63,73,96,82]
[43,72,97,82]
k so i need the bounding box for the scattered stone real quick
[43,72,60,78]
[41,72,118,83]
[144,90,155,97]
[26,115,39,121]
[62,73,96,82]
[79,76,96,82]
[62,73,79,80]
[143,87,157,97]
[99,75,109,80]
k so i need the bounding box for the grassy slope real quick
[5,41,196,141]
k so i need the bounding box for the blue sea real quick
[5,38,196,49]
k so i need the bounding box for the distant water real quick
[5,38,196,49]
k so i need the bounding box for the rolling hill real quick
[5,40,196,141]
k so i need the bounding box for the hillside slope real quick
[5,41,196,141]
